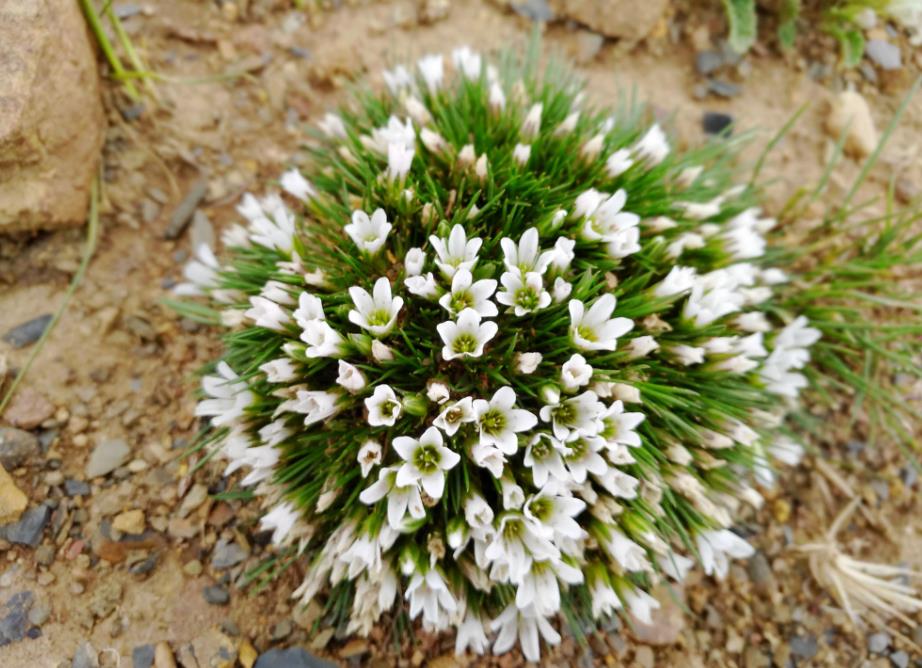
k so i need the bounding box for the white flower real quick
[318,112,347,138]
[589,577,622,619]
[600,400,645,448]
[513,143,531,165]
[723,208,768,260]
[196,362,254,427]
[552,277,572,303]
[604,530,651,572]
[760,316,820,397]
[404,247,426,276]
[426,381,450,404]
[259,419,291,448]
[555,111,580,135]
[371,339,395,362]
[259,358,298,383]
[626,335,659,359]
[238,194,296,254]
[624,587,661,625]
[500,228,555,275]
[260,280,295,306]
[501,479,525,510]
[496,271,551,316]
[174,244,221,297]
[569,294,634,351]
[336,361,366,393]
[280,168,316,202]
[562,435,608,483]
[405,272,440,299]
[293,291,325,326]
[633,123,669,165]
[576,189,639,242]
[658,551,695,582]
[394,427,461,500]
[357,439,382,478]
[491,604,560,663]
[260,502,300,545]
[406,568,456,630]
[540,389,604,441]
[348,277,404,338]
[595,467,639,499]
[471,443,506,478]
[289,389,340,426]
[696,529,755,579]
[417,53,444,91]
[516,559,583,616]
[472,386,538,455]
[360,467,426,529]
[451,45,482,79]
[301,320,346,358]
[581,134,604,161]
[524,489,586,542]
[437,308,498,361]
[523,433,569,487]
[653,266,697,298]
[345,208,392,256]
[404,95,431,125]
[386,142,414,182]
[420,127,448,155]
[438,268,498,317]
[561,353,593,391]
[430,224,482,279]
[474,154,488,182]
[550,237,575,272]
[383,64,413,94]
[432,396,476,436]
[488,81,506,111]
[668,344,705,366]
[521,103,543,140]
[515,352,543,374]
[605,227,641,259]
[605,148,634,177]
[365,384,402,426]
[244,296,290,331]
[368,116,415,154]
[455,612,489,655]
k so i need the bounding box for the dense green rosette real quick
[176,47,821,660]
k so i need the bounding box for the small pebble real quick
[866,39,901,70]
[789,634,818,659]
[707,79,741,98]
[703,111,733,136]
[890,650,909,668]
[868,631,891,654]
[695,50,724,75]
[203,584,230,606]
[2,315,52,349]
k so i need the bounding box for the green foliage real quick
[722,0,759,53]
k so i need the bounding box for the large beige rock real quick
[0,0,106,232]
[826,90,879,159]
[0,464,27,524]
[550,0,670,40]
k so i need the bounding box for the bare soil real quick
[1,1,921,667]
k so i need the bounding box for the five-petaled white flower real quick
[393,427,461,500]
[417,53,444,91]
[280,168,316,202]
[515,352,543,374]
[404,247,426,276]
[359,467,426,529]
[523,433,569,487]
[472,386,538,455]
[633,123,670,165]
[496,271,551,316]
[357,439,382,478]
[491,603,560,663]
[696,529,755,579]
[301,319,346,358]
[561,353,593,391]
[437,308,498,361]
[386,142,414,182]
[540,390,605,442]
[345,208,392,255]
[433,396,476,436]
[569,295,634,351]
[451,45,482,79]
[600,400,645,448]
[365,384,402,427]
[405,272,440,299]
[500,228,555,275]
[336,361,367,393]
[259,502,300,545]
[438,268,498,317]
[196,362,254,427]
[349,277,404,338]
[430,225,482,279]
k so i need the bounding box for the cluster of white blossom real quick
[178,47,821,662]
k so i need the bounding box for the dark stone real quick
[163,177,208,240]
[3,315,52,348]
[131,644,155,668]
[0,505,51,546]
[703,112,733,136]
[707,79,741,98]
[254,647,338,668]
[119,104,145,122]
[901,465,918,488]
[289,46,311,59]
[0,427,40,469]
[128,554,158,577]
[211,538,247,570]
[64,479,91,497]
[789,634,817,659]
[510,0,554,22]
[203,584,230,606]
[695,50,724,75]
[0,591,34,647]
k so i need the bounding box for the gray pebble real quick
[0,591,34,646]
[203,584,230,606]
[270,619,293,641]
[85,438,131,479]
[64,479,91,497]
[254,647,338,668]
[890,650,909,668]
[866,39,902,70]
[695,50,724,75]
[3,315,52,349]
[510,0,553,22]
[789,634,817,659]
[869,632,891,654]
[131,644,155,668]
[163,177,208,240]
[707,79,741,98]
[0,427,40,469]
[71,641,98,668]
[27,600,51,626]
[34,545,55,567]
[747,551,774,588]
[0,505,52,547]
[211,538,248,570]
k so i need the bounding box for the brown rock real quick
[207,502,234,528]
[550,0,669,40]
[826,90,878,158]
[2,387,54,429]
[154,642,177,668]
[238,640,258,668]
[112,509,145,535]
[0,0,105,231]
[0,464,28,524]
[339,639,369,659]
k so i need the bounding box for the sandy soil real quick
[1,1,921,666]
